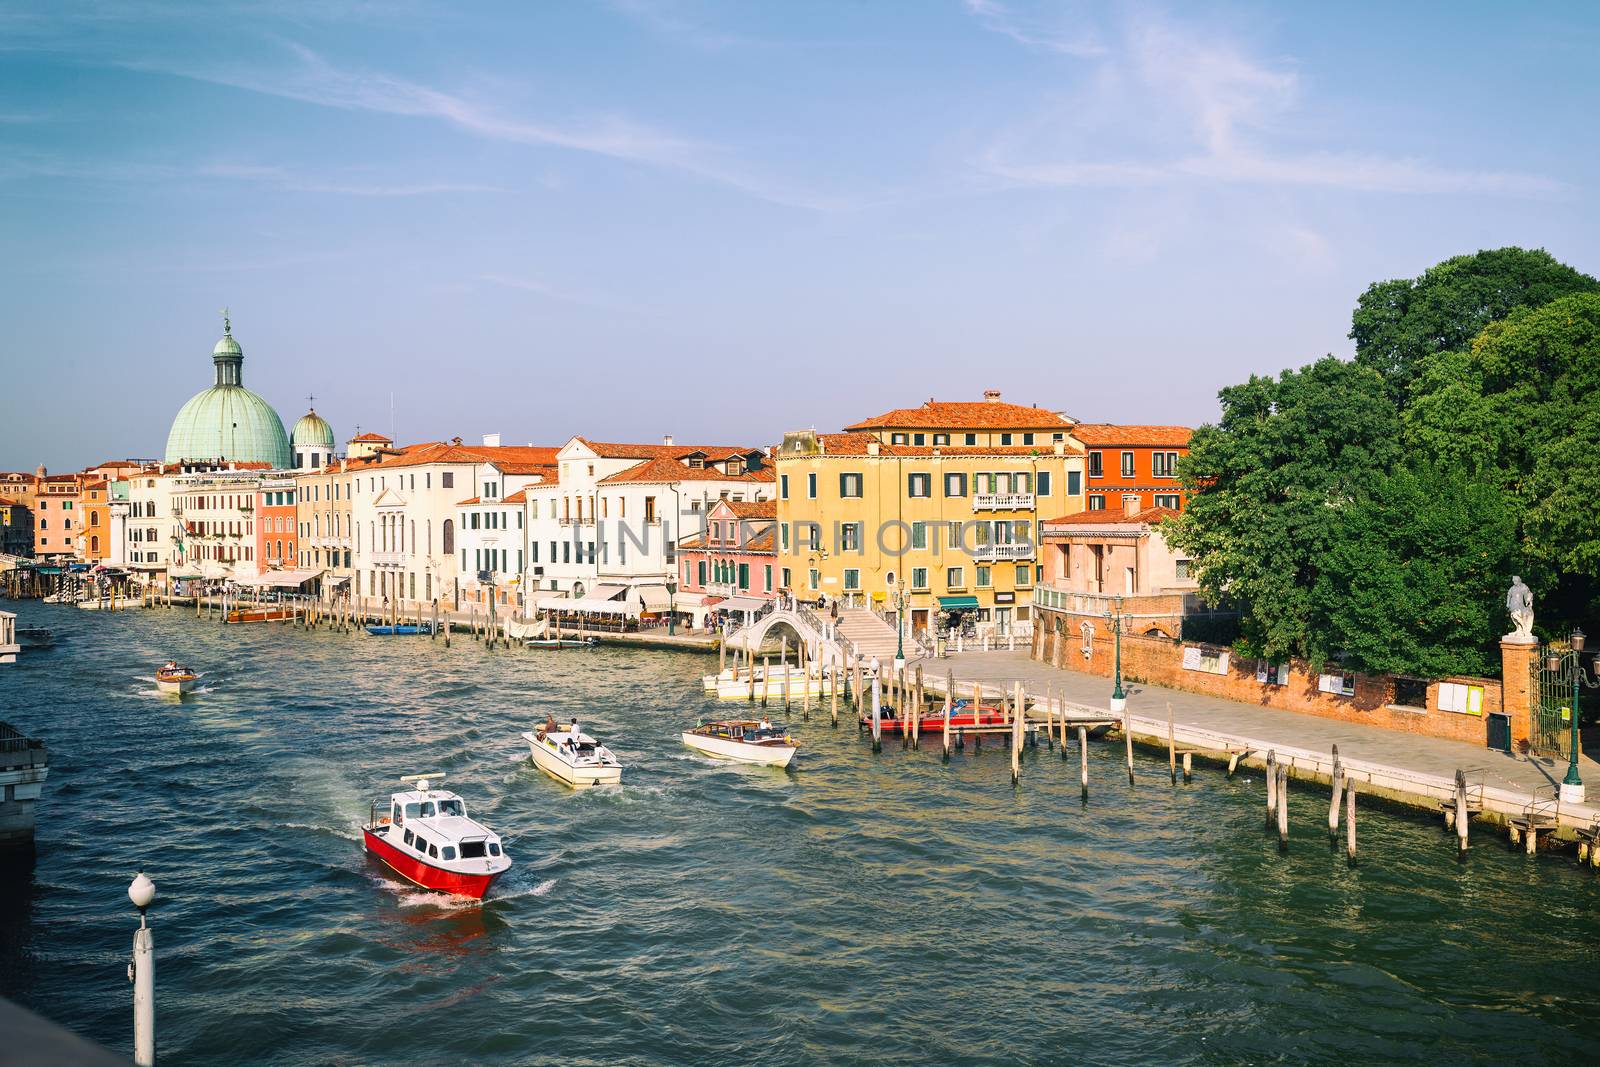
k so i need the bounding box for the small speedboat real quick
[365,623,431,636]
[362,775,511,899]
[861,698,1008,735]
[155,662,200,695]
[523,636,597,650]
[681,719,799,767]
[521,720,622,787]
[16,626,54,650]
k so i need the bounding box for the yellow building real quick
[774,392,1085,641]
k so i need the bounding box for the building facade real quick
[256,474,299,575]
[0,503,33,558]
[676,498,778,625]
[170,467,268,582]
[295,463,355,595]
[1034,499,1203,639]
[1071,425,1192,514]
[774,393,1087,640]
[33,475,82,561]
[78,481,109,561]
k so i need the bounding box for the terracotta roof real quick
[724,499,776,519]
[598,457,775,485]
[1044,506,1179,528]
[83,480,108,490]
[845,400,1075,432]
[456,496,482,506]
[778,433,1082,459]
[744,527,776,552]
[350,432,393,443]
[575,438,759,461]
[677,531,707,549]
[1070,424,1192,447]
[366,442,560,472]
[503,489,528,503]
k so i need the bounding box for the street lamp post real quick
[1547,628,1595,805]
[667,579,678,636]
[1105,594,1126,712]
[894,583,907,672]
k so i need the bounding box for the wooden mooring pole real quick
[1123,706,1134,784]
[1166,702,1177,785]
[1265,749,1278,828]
[1345,780,1357,866]
[1328,755,1345,841]
[1276,763,1289,852]
[941,678,953,762]
[1454,769,1470,858]
[1078,725,1089,799]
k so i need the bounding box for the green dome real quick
[163,322,292,468]
[292,409,335,450]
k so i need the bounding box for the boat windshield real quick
[437,798,463,817]
[460,840,487,859]
[419,801,436,818]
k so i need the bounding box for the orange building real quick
[256,474,298,573]
[79,480,110,561]
[1070,425,1192,515]
[33,474,83,560]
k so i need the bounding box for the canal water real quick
[1,603,1597,1065]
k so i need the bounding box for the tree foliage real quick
[1178,250,1600,679]
[1350,247,1598,389]
[1313,464,1516,677]
[1165,357,1400,665]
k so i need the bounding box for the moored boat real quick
[861,697,1008,735]
[681,718,799,767]
[521,717,622,787]
[155,661,200,695]
[361,775,511,898]
[523,636,597,650]
[365,623,432,636]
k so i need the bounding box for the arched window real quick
[442,519,454,555]
[90,535,100,553]
[90,511,100,526]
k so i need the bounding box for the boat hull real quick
[681,731,798,767]
[362,827,499,899]
[524,735,622,787]
[365,624,429,636]
[156,677,197,695]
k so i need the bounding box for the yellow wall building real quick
[774,393,1085,640]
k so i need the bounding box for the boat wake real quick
[386,877,555,911]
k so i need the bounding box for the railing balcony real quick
[971,542,1035,562]
[706,581,740,597]
[973,492,1035,511]
[371,551,403,566]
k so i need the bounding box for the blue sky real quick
[3,1,1597,470]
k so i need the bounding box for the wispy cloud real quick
[969,6,1563,198]
[477,272,638,314]
[963,0,1105,58]
[0,153,497,196]
[124,43,845,211]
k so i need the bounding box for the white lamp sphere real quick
[129,872,156,910]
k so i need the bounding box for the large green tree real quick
[1313,463,1517,677]
[1350,247,1598,391]
[1165,357,1402,665]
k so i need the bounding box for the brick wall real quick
[1033,607,1504,745]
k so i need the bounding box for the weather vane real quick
[220,306,232,335]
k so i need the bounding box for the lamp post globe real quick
[1560,629,1588,804]
[1107,595,1127,713]
[129,871,155,912]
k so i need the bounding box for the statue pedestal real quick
[1500,638,1538,749]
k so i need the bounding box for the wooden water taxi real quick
[681,718,799,767]
[155,662,200,695]
[861,698,1007,734]
[362,775,511,898]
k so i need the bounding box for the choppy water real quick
[1,603,1597,1065]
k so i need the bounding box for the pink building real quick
[1035,497,1202,638]
[676,499,777,627]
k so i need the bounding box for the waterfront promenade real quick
[917,649,1600,835]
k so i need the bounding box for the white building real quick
[348,437,558,610]
[525,437,774,620]
[169,466,268,583]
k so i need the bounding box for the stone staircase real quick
[834,607,919,663]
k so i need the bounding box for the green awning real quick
[939,596,980,609]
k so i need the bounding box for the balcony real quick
[971,542,1035,562]
[973,493,1035,511]
[371,551,403,566]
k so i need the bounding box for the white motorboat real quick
[155,662,200,695]
[681,719,799,767]
[520,720,622,787]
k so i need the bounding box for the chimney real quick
[663,434,674,446]
[866,440,880,456]
[482,433,501,448]
[1123,494,1141,518]
[35,465,46,478]
[984,389,1002,401]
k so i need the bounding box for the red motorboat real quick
[859,699,1009,735]
[362,775,511,899]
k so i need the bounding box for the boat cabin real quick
[384,787,506,865]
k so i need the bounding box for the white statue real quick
[1505,575,1535,643]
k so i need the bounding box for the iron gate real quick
[1531,641,1572,760]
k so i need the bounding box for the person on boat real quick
[569,718,581,740]
[758,716,772,732]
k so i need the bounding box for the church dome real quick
[292,409,335,450]
[163,315,292,468]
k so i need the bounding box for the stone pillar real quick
[1500,638,1538,746]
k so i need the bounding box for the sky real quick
[3,1,1597,470]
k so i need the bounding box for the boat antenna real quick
[401,773,445,792]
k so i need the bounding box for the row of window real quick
[778,519,1036,553]
[688,559,775,592]
[1085,493,1182,511]
[261,491,296,506]
[1087,450,1183,479]
[779,564,1041,592]
[886,431,1064,447]
[781,470,1072,500]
